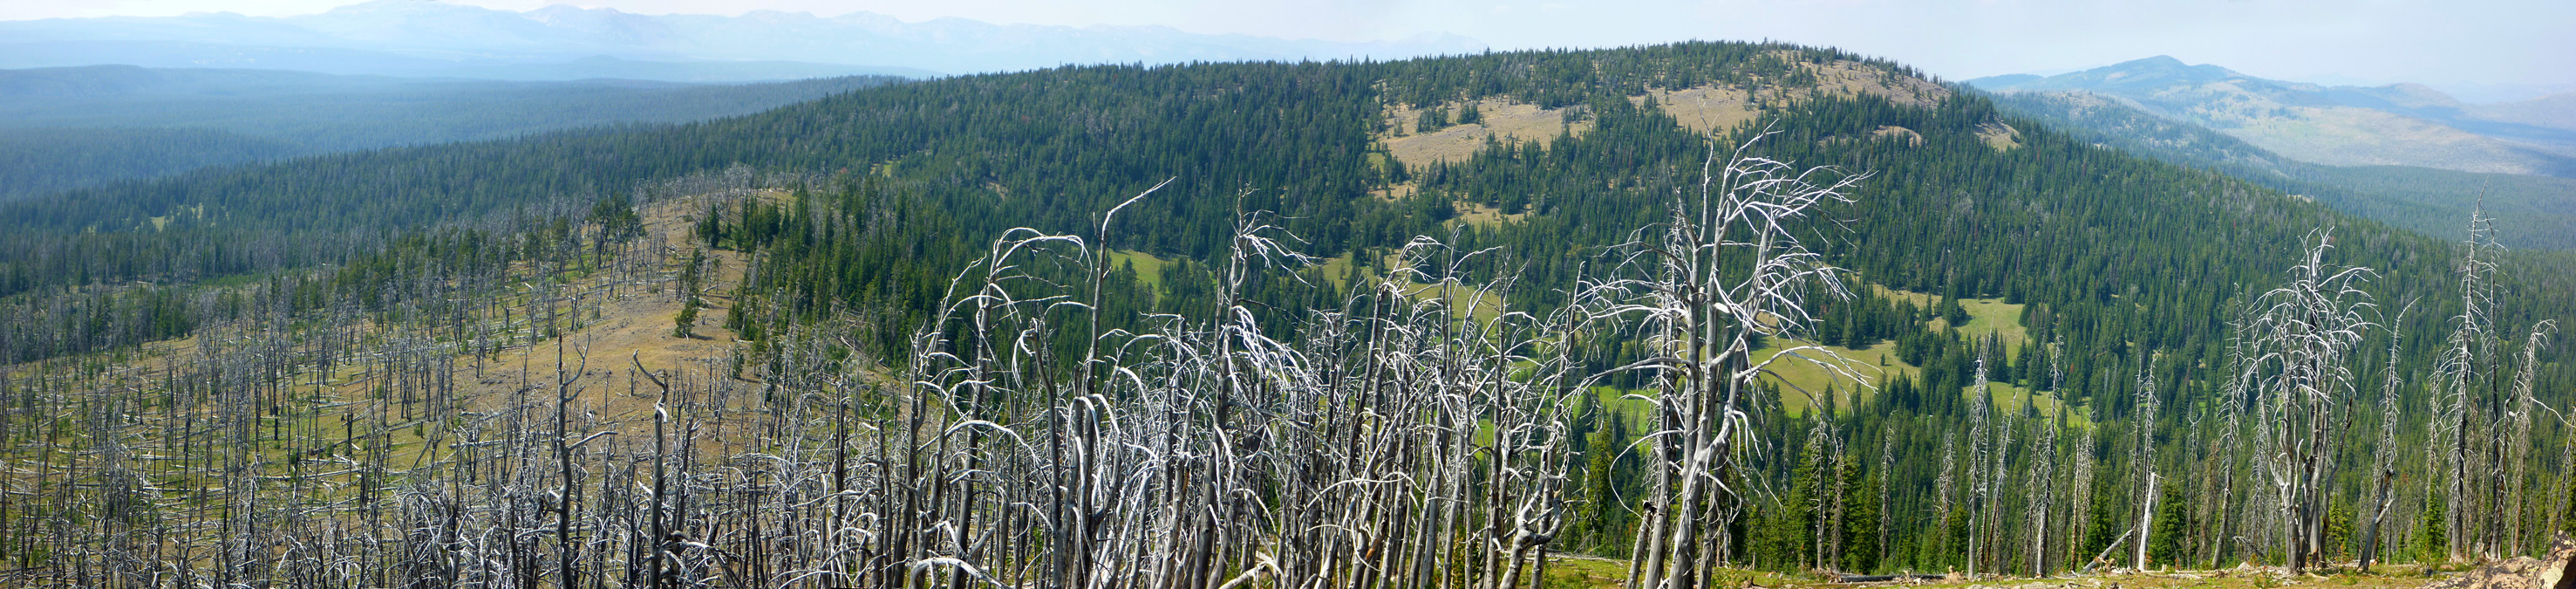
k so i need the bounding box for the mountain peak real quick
[319,0,495,17]
[528,4,600,17]
[2098,55,2242,79]
[1966,55,2250,94]
[2356,82,2465,109]
[2120,55,2188,68]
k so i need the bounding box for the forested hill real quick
[1,41,2573,583]
[7,42,2568,366]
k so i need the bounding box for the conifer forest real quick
[0,43,2570,589]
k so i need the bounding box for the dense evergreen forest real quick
[0,42,2570,588]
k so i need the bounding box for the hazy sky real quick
[8,0,2571,99]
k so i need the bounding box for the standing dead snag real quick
[2361,301,2414,572]
[833,188,1606,589]
[2237,229,2378,573]
[2503,322,2556,555]
[2424,202,2558,563]
[2133,360,2161,572]
[2439,204,2503,562]
[2027,370,2061,577]
[1589,131,1869,589]
[1966,356,1990,578]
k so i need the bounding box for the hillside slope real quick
[1970,56,2576,177]
[1984,89,2576,250]
[6,43,2567,413]
[1,43,2571,586]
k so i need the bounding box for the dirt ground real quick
[1540,558,2465,589]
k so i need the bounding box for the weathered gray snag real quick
[1598,132,1868,589]
[2237,230,2378,573]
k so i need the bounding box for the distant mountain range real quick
[0,65,902,198]
[0,0,1485,82]
[1970,56,2576,178]
[1983,89,2576,250]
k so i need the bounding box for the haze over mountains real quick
[0,0,1484,199]
[1983,86,2576,250]
[1970,56,2576,178]
[0,0,1485,82]
[0,65,900,197]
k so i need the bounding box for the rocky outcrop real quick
[2430,534,2576,589]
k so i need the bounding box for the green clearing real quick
[1095,266,2048,422]
[1870,284,2026,346]
[1754,339,1913,416]
[1316,251,1358,291]
[1590,387,1657,422]
[1106,249,1170,288]
[1329,249,1508,322]
[1868,284,1935,306]
[1749,288,2041,418]
[1584,284,2056,421]
[1394,278,1509,323]
[1975,380,2089,427]
[1539,556,1630,589]
[1104,249,1501,323]
[1942,297,2030,346]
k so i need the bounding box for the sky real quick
[5,0,2572,99]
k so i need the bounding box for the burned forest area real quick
[1,43,2573,589]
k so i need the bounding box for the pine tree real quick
[1581,396,1631,553]
[2150,478,2191,566]
[1844,457,1884,572]
[2421,495,2450,563]
[672,298,700,339]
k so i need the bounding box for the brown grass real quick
[1645,85,1765,137]
[1382,97,1593,168]
[1876,126,1926,147]
[448,195,768,445]
[1452,200,1530,227]
[1980,121,2022,151]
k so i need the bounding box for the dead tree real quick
[1592,132,1869,589]
[2361,302,2413,572]
[2427,203,2556,561]
[2066,403,2098,571]
[1966,356,1993,578]
[2027,382,2061,577]
[2500,323,2554,555]
[2437,205,2501,561]
[2133,361,2162,572]
[2239,230,2377,573]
